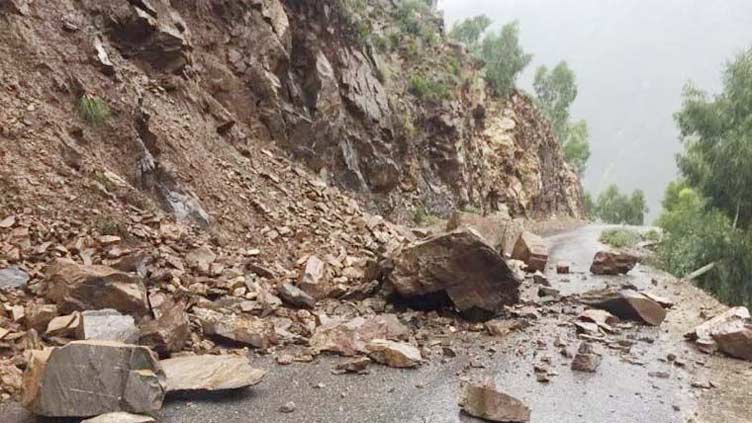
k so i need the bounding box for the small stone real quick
[45,312,81,337]
[366,339,421,368]
[485,319,522,338]
[25,305,59,332]
[333,357,371,374]
[299,256,329,299]
[571,342,602,372]
[279,401,296,413]
[556,262,570,274]
[459,382,530,422]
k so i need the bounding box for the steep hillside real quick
[0,0,582,232]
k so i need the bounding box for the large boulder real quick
[21,341,166,417]
[386,229,521,320]
[590,251,639,275]
[44,260,149,318]
[160,355,266,392]
[580,289,666,326]
[511,231,548,272]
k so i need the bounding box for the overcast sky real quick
[438,0,752,221]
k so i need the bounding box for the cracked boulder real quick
[386,229,521,320]
[21,341,166,417]
[44,260,149,318]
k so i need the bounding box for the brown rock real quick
[556,261,570,274]
[45,312,81,337]
[445,211,511,251]
[299,256,329,299]
[21,341,166,417]
[459,382,531,422]
[589,251,638,275]
[193,307,275,349]
[577,309,620,332]
[333,357,371,374]
[160,355,266,392]
[138,300,190,356]
[686,307,750,343]
[711,322,752,361]
[485,319,523,337]
[45,260,149,318]
[580,289,666,326]
[25,304,58,332]
[571,342,601,372]
[310,315,408,356]
[365,339,421,368]
[387,229,521,320]
[511,231,548,273]
[185,246,216,274]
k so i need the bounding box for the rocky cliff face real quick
[0,0,582,233]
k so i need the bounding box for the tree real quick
[674,47,752,228]
[448,15,492,55]
[562,120,591,175]
[480,21,532,98]
[593,184,648,225]
[533,62,578,138]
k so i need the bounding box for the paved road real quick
[2,225,743,422]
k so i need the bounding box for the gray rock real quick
[82,412,155,423]
[0,267,29,291]
[21,341,166,417]
[160,355,266,392]
[77,309,138,343]
[277,282,316,309]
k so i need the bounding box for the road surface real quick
[3,225,750,422]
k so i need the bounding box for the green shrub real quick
[79,94,110,125]
[408,74,450,102]
[642,229,661,242]
[599,229,641,249]
[413,207,441,226]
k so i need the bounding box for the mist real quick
[438,0,752,222]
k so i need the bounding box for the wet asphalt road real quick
[0,225,723,422]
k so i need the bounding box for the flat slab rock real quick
[387,229,521,320]
[459,382,530,422]
[161,355,266,392]
[580,289,666,326]
[82,412,155,423]
[22,341,166,417]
